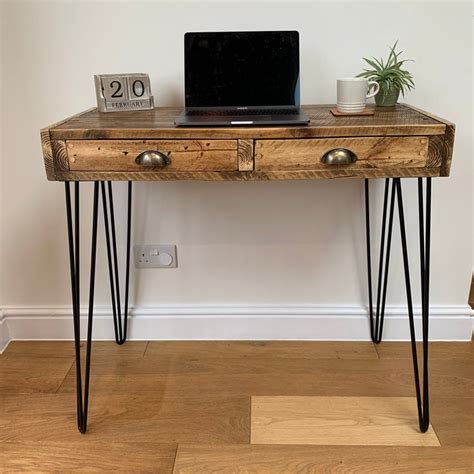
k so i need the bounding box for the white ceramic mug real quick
[337,77,380,113]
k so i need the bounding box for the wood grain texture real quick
[54,167,440,182]
[67,139,238,171]
[403,103,456,176]
[143,341,378,360]
[40,108,96,180]
[49,104,446,140]
[431,397,474,446]
[440,123,456,176]
[0,441,177,473]
[237,139,254,171]
[251,396,440,446]
[375,342,473,361]
[173,445,474,473]
[40,128,56,180]
[1,393,249,444]
[427,135,444,168]
[403,103,455,126]
[51,140,69,171]
[3,340,148,358]
[0,356,73,394]
[57,355,473,399]
[255,136,428,171]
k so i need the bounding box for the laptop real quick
[175,31,310,126]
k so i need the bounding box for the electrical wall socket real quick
[134,244,177,268]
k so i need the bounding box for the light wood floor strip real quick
[173,445,474,473]
[251,396,440,446]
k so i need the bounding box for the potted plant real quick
[357,41,415,107]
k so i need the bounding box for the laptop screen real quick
[184,31,300,108]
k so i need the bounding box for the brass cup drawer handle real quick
[135,150,170,168]
[321,148,357,165]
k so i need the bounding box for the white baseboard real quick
[0,304,472,352]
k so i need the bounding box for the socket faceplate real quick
[133,244,177,268]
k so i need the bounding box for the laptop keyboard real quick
[185,108,300,116]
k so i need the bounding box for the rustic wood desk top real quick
[41,104,455,182]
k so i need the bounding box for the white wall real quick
[472,9,474,277]
[0,1,472,344]
[0,1,7,349]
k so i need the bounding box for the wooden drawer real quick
[255,137,429,171]
[67,140,238,171]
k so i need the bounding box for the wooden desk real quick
[40,104,455,434]
[41,104,454,181]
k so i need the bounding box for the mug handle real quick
[366,81,380,99]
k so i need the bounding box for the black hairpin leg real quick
[365,177,431,432]
[395,177,431,432]
[365,178,396,343]
[101,181,132,345]
[65,181,99,434]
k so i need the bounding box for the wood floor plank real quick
[173,445,474,473]
[251,396,440,446]
[0,356,73,394]
[145,341,379,360]
[3,340,148,358]
[431,397,474,446]
[0,341,146,395]
[0,393,249,444]
[3,341,76,358]
[375,341,473,361]
[57,357,473,399]
[1,441,176,473]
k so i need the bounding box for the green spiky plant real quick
[357,41,415,106]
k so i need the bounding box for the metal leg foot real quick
[395,177,431,432]
[65,181,99,433]
[101,181,132,344]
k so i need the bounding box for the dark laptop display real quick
[175,31,310,126]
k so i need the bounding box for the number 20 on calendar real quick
[94,74,154,112]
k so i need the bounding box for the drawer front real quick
[255,137,429,171]
[67,140,238,171]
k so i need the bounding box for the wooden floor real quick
[1,341,472,472]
